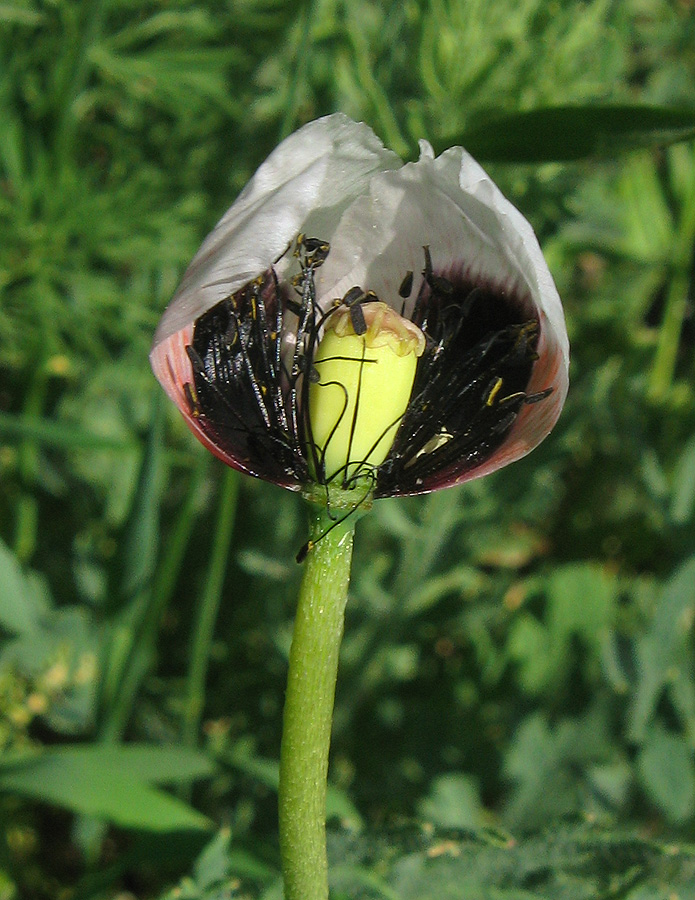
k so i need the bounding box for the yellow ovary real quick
[309,301,425,485]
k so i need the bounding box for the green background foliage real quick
[1,0,695,897]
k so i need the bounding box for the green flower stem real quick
[279,496,365,900]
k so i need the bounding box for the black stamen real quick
[399,270,414,299]
[525,388,553,404]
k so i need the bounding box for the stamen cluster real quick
[183,235,551,499]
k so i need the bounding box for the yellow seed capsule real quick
[309,301,425,485]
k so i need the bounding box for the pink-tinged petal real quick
[150,326,238,470]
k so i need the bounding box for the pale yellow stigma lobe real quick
[326,300,426,357]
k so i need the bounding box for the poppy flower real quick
[151,114,568,501]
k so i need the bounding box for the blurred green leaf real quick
[671,436,695,525]
[503,708,616,828]
[0,745,215,831]
[0,538,47,635]
[637,726,695,824]
[98,394,165,741]
[0,410,135,452]
[0,604,98,735]
[417,773,482,829]
[507,564,617,694]
[452,105,695,163]
[546,563,617,646]
[162,828,266,899]
[191,829,236,891]
[618,153,676,265]
[0,868,17,900]
[628,555,695,743]
[507,613,551,693]
[111,392,164,608]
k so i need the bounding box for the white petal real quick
[315,148,537,319]
[153,114,401,346]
